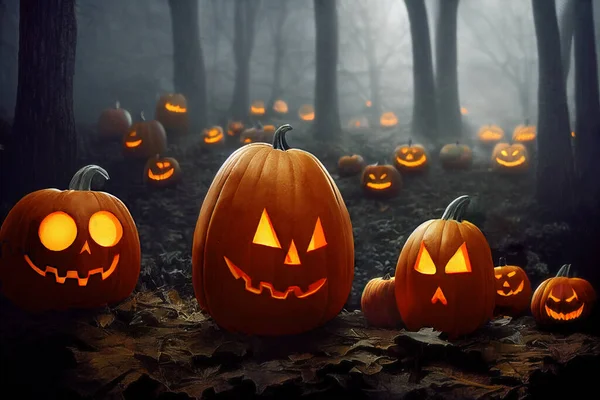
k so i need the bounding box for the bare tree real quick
[266,0,291,112]
[557,0,576,81]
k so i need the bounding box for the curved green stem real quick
[69,165,109,191]
[441,195,470,221]
[555,264,571,277]
[383,273,392,280]
[140,111,146,121]
[272,124,293,150]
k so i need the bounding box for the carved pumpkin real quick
[380,112,398,128]
[394,195,495,338]
[122,112,167,159]
[393,139,428,173]
[494,258,532,316]
[227,121,245,137]
[477,125,504,145]
[338,154,366,177]
[262,124,276,143]
[439,142,473,170]
[240,124,272,144]
[272,100,288,114]
[203,126,225,145]
[98,101,132,139]
[250,100,266,117]
[143,155,182,188]
[155,93,189,135]
[192,124,354,336]
[460,107,469,115]
[531,264,596,324]
[361,274,403,328]
[365,100,372,108]
[347,117,369,129]
[0,165,141,312]
[512,124,536,143]
[361,164,402,198]
[298,104,315,121]
[491,143,529,172]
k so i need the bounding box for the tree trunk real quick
[267,1,289,112]
[435,0,461,139]
[313,0,341,138]
[2,0,77,207]
[558,0,576,81]
[361,7,382,128]
[404,0,437,140]
[531,0,574,213]
[168,0,207,130]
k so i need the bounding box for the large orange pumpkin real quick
[394,195,495,338]
[192,124,354,336]
[361,274,402,328]
[0,165,141,312]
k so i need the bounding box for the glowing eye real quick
[39,212,77,251]
[130,131,137,137]
[368,173,376,180]
[307,217,327,252]
[548,291,561,302]
[501,150,508,156]
[512,150,519,156]
[252,209,281,248]
[89,211,123,247]
[566,291,578,302]
[445,243,472,274]
[507,271,517,277]
[401,148,408,154]
[163,161,171,167]
[380,173,387,179]
[156,162,164,168]
[414,242,436,275]
[495,274,502,279]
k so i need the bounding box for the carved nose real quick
[503,281,510,288]
[80,241,91,254]
[406,154,414,160]
[284,240,301,265]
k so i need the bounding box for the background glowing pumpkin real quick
[203,126,225,145]
[298,104,315,121]
[143,155,182,188]
[227,121,245,137]
[439,142,473,170]
[337,154,366,177]
[379,111,398,128]
[155,93,189,135]
[250,100,266,117]
[361,274,402,328]
[477,125,504,145]
[491,143,529,172]
[122,112,167,159]
[361,164,402,198]
[494,257,532,316]
[0,165,141,312]
[98,101,132,140]
[272,99,289,114]
[347,117,369,129]
[192,124,354,336]
[394,195,495,338]
[393,140,428,173]
[512,124,536,143]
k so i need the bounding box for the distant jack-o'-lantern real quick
[494,257,532,316]
[227,121,245,137]
[394,195,495,338]
[393,139,428,173]
[144,154,182,188]
[439,142,473,170]
[460,107,469,115]
[348,117,369,129]
[262,124,277,143]
[380,112,398,128]
[531,264,596,324]
[512,124,536,143]
[122,112,167,159]
[155,93,189,135]
[298,104,315,121]
[361,164,402,198]
[272,100,289,114]
[0,165,141,312]
[492,143,529,172]
[365,100,372,108]
[98,101,132,139]
[250,100,266,117]
[477,125,504,145]
[203,126,225,145]
[338,154,366,177]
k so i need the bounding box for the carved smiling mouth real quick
[366,182,392,190]
[396,156,427,167]
[148,168,174,181]
[24,254,120,286]
[204,133,223,144]
[495,156,526,167]
[223,256,326,300]
[165,103,186,113]
[544,303,584,321]
[125,139,142,148]
[497,280,524,296]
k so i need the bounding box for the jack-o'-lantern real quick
[0,165,141,312]
[380,112,398,128]
[460,107,469,115]
[143,155,182,188]
[394,195,495,338]
[494,258,532,316]
[298,104,315,121]
[98,101,132,139]
[393,139,428,173]
[491,143,528,172]
[272,100,288,114]
[365,100,372,108]
[361,274,403,328]
[155,93,189,135]
[571,131,576,138]
[512,124,536,143]
[227,121,245,137]
[262,124,277,143]
[250,100,266,117]
[531,264,596,325]
[240,127,259,144]
[122,112,167,159]
[347,117,369,129]
[477,125,504,145]
[203,126,225,145]
[439,142,473,170]
[338,154,366,177]
[192,124,354,336]
[361,164,402,198]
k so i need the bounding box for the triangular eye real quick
[252,209,281,248]
[445,243,472,274]
[156,162,164,168]
[307,217,327,252]
[414,242,436,275]
[163,161,171,167]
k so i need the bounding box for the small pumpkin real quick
[143,155,182,188]
[250,100,266,117]
[477,125,504,145]
[338,154,366,177]
[393,139,428,173]
[380,111,398,128]
[122,112,167,159]
[439,141,473,170]
[98,101,132,139]
[347,117,369,129]
[394,195,495,338]
[298,104,315,121]
[491,143,529,172]
[361,273,403,328]
[512,124,536,143]
[0,165,141,312]
[203,126,225,145]
[272,99,289,114]
[531,264,596,325]
[155,93,189,135]
[361,164,402,198]
[227,121,245,137]
[494,257,532,316]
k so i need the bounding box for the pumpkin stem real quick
[140,111,146,121]
[455,141,459,146]
[498,257,507,266]
[441,195,470,221]
[69,165,109,191]
[408,138,412,147]
[383,273,392,280]
[272,124,293,150]
[115,100,120,109]
[555,264,570,277]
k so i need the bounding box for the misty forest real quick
[1,0,600,399]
